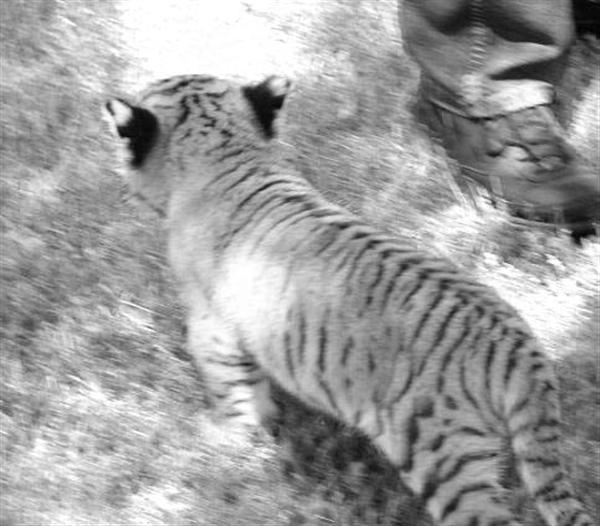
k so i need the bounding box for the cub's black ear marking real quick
[242,76,292,138]
[104,98,159,167]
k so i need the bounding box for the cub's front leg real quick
[186,310,280,435]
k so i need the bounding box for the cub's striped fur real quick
[104,74,593,526]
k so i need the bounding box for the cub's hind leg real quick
[379,397,518,526]
[186,310,279,435]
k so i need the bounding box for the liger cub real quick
[104,74,593,526]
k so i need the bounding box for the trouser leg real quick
[401,0,574,116]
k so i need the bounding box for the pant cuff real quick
[421,76,556,118]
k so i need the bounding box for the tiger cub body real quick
[104,74,593,526]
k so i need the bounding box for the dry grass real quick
[1,1,598,525]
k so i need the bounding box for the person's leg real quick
[403,0,572,114]
[401,0,599,236]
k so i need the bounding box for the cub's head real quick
[104,74,291,215]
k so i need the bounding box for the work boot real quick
[417,91,600,237]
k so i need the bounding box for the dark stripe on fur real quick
[440,483,496,520]
[297,310,307,365]
[317,310,328,373]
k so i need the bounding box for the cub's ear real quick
[103,98,158,167]
[242,76,292,138]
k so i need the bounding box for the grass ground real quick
[0,1,598,525]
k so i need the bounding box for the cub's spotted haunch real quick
[104,75,593,526]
